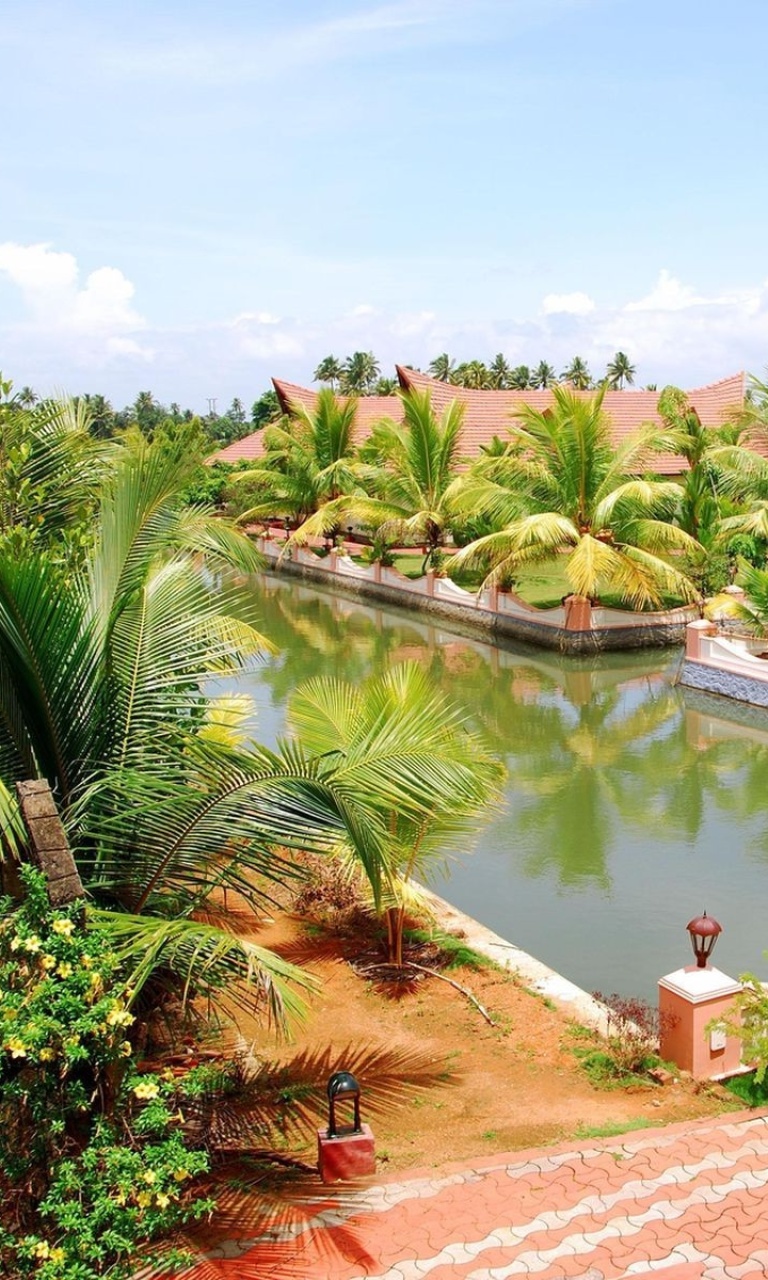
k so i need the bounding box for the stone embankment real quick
[679,617,768,708]
[253,535,697,655]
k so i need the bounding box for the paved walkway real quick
[199,1111,768,1279]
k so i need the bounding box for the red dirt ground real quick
[229,911,739,1175]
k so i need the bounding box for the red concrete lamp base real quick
[317,1124,376,1184]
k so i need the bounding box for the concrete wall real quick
[255,538,696,654]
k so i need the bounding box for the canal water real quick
[231,575,768,1003]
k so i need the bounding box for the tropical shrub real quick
[0,869,212,1279]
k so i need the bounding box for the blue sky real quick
[2,0,768,411]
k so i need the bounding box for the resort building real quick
[214,367,747,474]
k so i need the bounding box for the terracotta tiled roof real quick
[211,370,747,472]
[212,379,405,464]
[396,367,748,474]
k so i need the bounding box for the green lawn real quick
[350,552,687,611]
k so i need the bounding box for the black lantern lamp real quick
[326,1071,362,1138]
[686,911,722,969]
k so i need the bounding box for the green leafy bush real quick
[0,870,213,1279]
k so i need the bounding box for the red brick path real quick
[195,1111,768,1279]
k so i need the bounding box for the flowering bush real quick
[0,869,213,1279]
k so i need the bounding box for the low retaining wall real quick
[678,659,768,709]
[677,620,768,708]
[254,538,696,655]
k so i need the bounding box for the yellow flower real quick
[142,1169,157,1185]
[133,1080,160,1100]
[9,936,21,952]
[89,972,103,991]
[155,1192,171,1209]
[173,1168,190,1182]
[39,1046,56,1062]
[80,954,93,968]
[50,1248,66,1264]
[106,1006,133,1027]
[52,918,75,938]
[4,1037,27,1058]
[23,935,41,954]
[120,1040,132,1057]
[136,1191,152,1208]
[33,1241,51,1259]
[56,962,72,979]
[41,954,57,970]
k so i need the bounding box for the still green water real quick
[232,575,768,1002]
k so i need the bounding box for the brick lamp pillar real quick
[658,913,743,1081]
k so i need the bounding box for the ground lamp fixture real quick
[318,1070,375,1182]
[686,911,722,969]
[326,1070,362,1138]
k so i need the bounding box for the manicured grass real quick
[351,551,687,611]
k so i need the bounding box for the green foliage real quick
[250,389,281,431]
[0,869,212,1279]
[180,461,234,507]
[287,662,504,966]
[718,974,768,1082]
[722,1070,768,1107]
[405,927,492,971]
[450,384,700,608]
[572,993,667,1088]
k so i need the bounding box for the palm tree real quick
[509,364,532,390]
[606,352,637,389]
[16,385,37,408]
[0,432,453,1031]
[531,360,557,389]
[453,360,489,389]
[428,353,456,382]
[287,664,503,966]
[374,377,398,395]
[288,389,467,572]
[0,382,114,558]
[313,355,344,389]
[449,384,700,609]
[488,354,511,389]
[341,351,380,394]
[561,357,592,390]
[232,389,362,526]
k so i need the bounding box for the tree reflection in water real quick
[244,577,768,899]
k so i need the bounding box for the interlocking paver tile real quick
[183,1111,768,1280]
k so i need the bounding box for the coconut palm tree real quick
[313,355,344,389]
[561,357,592,390]
[374,377,398,395]
[428,353,456,382]
[488,353,511,389]
[232,389,362,526]
[605,352,636,389]
[1,430,473,1030]
[0,378,114,560]
[450,384,700,609]
[341,351,380,394]
[288,389,467,572]
[531,360,557,389]
[287,663,503,966]
[509,364,532,390]
[453,360,490,389]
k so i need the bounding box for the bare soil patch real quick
[230,909,739,1176]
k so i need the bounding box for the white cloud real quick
[541,290,595,317]
[3,249,767,407]
[623,269,714,313]
[0,242,151,367]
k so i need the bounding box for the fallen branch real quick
[359,961,497,1027]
